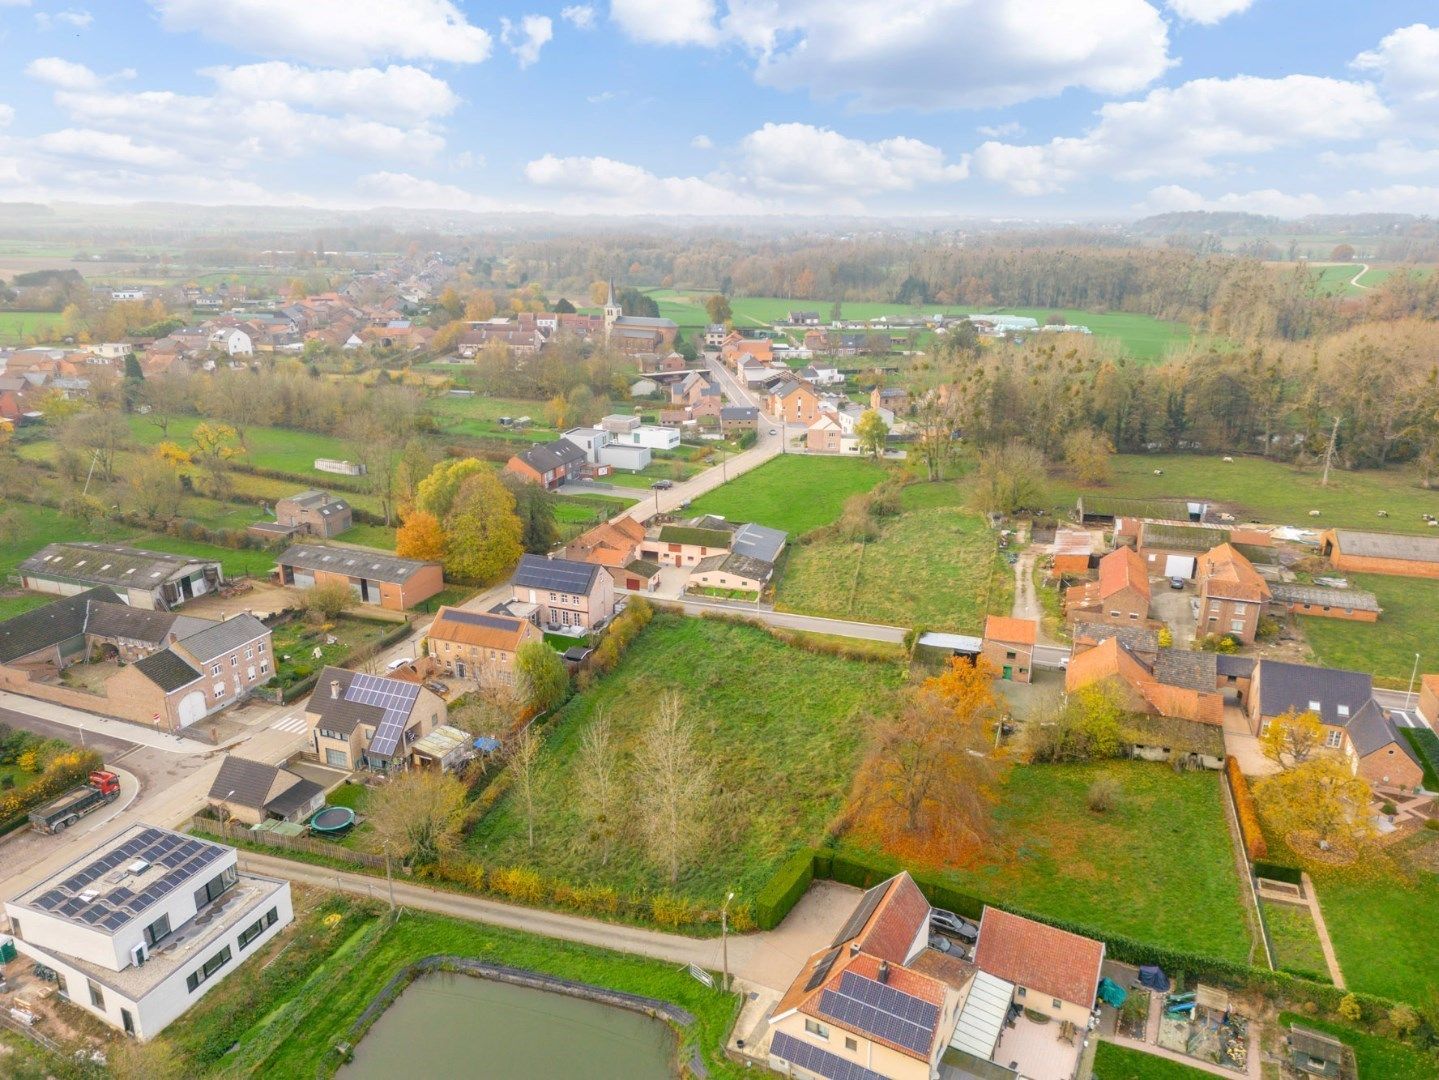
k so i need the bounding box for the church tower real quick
[603,278,622,337]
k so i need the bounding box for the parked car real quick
[424,681,450,696]
[651,479,674,490]
[1169,577,1185,590]
[930,908,979,942]
[386,656,415,671]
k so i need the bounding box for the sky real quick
[0,1,1436,219]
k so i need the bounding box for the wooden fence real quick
[189,816,386,870]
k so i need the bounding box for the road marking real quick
[271,715,308,734]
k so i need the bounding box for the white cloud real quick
[25,56,106,90]
[1138,184,1326,217]
[355,171,509,211]
[202,63,459,125]
[975,75,1389,194]
[524,153,765,213]
[501,14,553,67]
[1353,24,1439,116]
[610,0,721,47]
[149,0,492,65]
[976,121,1023,139]
[690,134,713,149]
[1319,139,1439,177]
[672,0,1174,111]
[587,90,618,103]
[1164,0,1253,25]
[561,4,595,29]
[34,128,184,167]
[35,9,92,29]
[0,105,12,127]
[739,122,967,195]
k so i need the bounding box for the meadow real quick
[979,307,1194,362]
[0,310,65,344]
[467,614,903,902]
[684,454,886,535]
[1298,573,1439,686]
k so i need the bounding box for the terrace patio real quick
[993,1013,1086,1080]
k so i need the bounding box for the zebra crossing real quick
[271,714,309,734]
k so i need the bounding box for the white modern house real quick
[600,414,681,450]
[208,327,253,356]
[4,824,292,1040]
[563,425,651,471]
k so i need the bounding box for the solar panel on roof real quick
[109,887,133,904]
[33,892,62,910]
[443,610,518,630]
[769,1032,888,1080]
[805,947,843,992]
[831,881,889,947]
[816,972,938,1057]
[347,673,421,758]
[101,912,129,931]
[80,907,106,924]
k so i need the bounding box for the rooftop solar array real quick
[512,554,597,593]
[28,827,225,931]
[818,971,939,1056]
[804,946,843,992]
[831,881,887,946]
[347,672,421,758]
[770,1032,889,1080]
[442,610,519,630]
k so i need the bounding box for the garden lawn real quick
[1307,845,1439,1004]
[1092,1041,1214,1079]
[1040,453,1439,533]
[336,523,397,549]
[778,506,1012,632]
[247,902,746,1080]
[1276,1013,1436,1080]
[0,761,42,796]
[1261,900,1330,982]
[126,415,353,476]
[687,454,887,535]
[1298,573,1439,687]
[268,616,393,691]
[863,761,1251,962]
[467,614,903,902]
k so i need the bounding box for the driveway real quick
[1148,581,1195,647]
[1222,704,1279,777]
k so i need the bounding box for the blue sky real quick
[0,1,1435,218]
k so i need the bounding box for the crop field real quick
[685,455,887,535]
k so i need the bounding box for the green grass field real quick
[874,761,1252,962]
[1261,900,1330,982]
[1276,1013,1436,1080]
[127,415,353,476]
[467,614,902,902]
[778,505,1012,632]
[0,310,65,343]
[1298,573,1439,686]
[686,455,887,535]
[981,307,1194,362]
[1045,453,1439,532]
[426,393,562,444]
[1092,1041,1214,1079]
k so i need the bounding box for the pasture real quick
[685,454,886,535]
[0,311,65,344]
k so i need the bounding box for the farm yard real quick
[685,454,886,536]
[1296,573,1439,687]
[778,504,1012,632]
[466,614,903,902]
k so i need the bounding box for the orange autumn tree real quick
[846,658,1006,866]
[395,509,446,563]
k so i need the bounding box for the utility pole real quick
[383,842,396,915]
[720,891,734,993]
[1320,414,1341,487]
[1407,652,1422,710]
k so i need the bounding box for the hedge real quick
[1253,861,1304,886]
[754,849,815,930]
[1400,728,1439,791]
[1226,755,1268,860]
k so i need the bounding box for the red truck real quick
[28,771,121,834]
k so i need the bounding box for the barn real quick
[1321,529,1439,579]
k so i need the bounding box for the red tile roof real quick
[973,907,1104,1008]
[984,615,1037,646]
[851,872,932,964]
[1198,543,1270,602]
[1099,546,1150,601]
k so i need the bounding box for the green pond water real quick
[339,971,679,1078]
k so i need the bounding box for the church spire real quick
[606,277,615,305]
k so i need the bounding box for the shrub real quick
[1425,818,1439,832]
[489,866,545,904]
[1157,626,1173,648]
[650,893,701,928]
[1226,756,1268,861]
[1399,728,1439,790]
[753,849,814,930]
[1337,994,1363,1023]
[1381,801,1397,816]
[1087,776,1121,813]
[1389,1003,1420,1038]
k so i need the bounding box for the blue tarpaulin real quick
[473,736,502,753]
[1097,977,1128,1009]
[1139,965,1171,992]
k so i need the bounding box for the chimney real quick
[330,680,340,700]
[878,960,890,984]
[849,942,861,957]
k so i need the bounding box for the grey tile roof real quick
[720,406,758,420]
[1072,622,1159,654]
[83,602,191,644]
[1153,649,1218,691]
[133,648,202,692]
[695,552,774,582]
[613,314,678,329]
[512,554,601,594]
[177,614,269,662]
[285,490,348,512]
[1255,659,1373,726]
[1343,700,1410,758]
[278,543,436,584]
[1216,654,1256,678]
[19,542,217,590]
[731,522,787,564]
[1330,529,1439,563]
[0,587,122,664]
[265,777,324,817]
[208,755,284,809]
[1270,582,1382,613]
[514,439,587,474]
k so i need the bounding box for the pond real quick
[339,971,680,1079]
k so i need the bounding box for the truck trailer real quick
[28,770,121,834]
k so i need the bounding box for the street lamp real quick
[720,890,735,993]
[221,789,236,832]
[1407,652,1422,710]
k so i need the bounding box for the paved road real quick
[236,849,857,994]
[651,596,908,642]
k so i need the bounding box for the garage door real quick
[291,570,315,589]
[1164,555,1195,579]
[177,691,207,727]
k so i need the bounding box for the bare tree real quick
[368,770,468,868]
[912,391,959,482]
[508,728,542,849]
[633,692,712,886]
[576,708,621,866]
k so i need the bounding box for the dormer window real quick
[1308,701,1322,712]
[1336,705,1350,718]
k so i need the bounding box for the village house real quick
[690,553,774,595]
[248,490,352,542]
[0,587,272,731]
[560,516,658,591]
[1196,543,1270,644]
[1064,546,1151,628]
[971,907,1105,1029]
[1245,659,1422,788]
[641,515,787,574]
[20,542,224,610]
[1320,528,1439,579]
[503,554,616,633]
[206,755,324,826]
[425,607,541,684]
[305,666,445,773]
[504,439,589,491]
[982,615,1037,683]
[1066,632,1225,726]
[1116,516,1272,580]
[3,825,292,1041]
[274,544,444,611]
[704,324,728,347]
[870,386,910,414]
[768,378,822,425]
[720,405,760,436]
[1048,528,1096,580]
